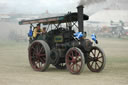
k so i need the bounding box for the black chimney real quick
[77,5,84,33]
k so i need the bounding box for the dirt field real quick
[0,38,128,85]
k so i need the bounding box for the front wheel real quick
[65,47,85,74]
[87,46,106,72]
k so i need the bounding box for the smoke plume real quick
[79,0,106,6]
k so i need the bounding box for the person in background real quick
[33,23,43,39]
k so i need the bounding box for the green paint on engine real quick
[54,36,63,43]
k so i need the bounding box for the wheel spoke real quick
[36,61,41,69]
[98,56,102,59]
[71,51,74,57]
[35,61,38,67]
[68,55,73,58]
[95,62,97,70]
[75,64,79,72]
[70,63,74,71]
[31,51,37,57]
[97,51,100,58]
[75,50,79,58]
[94,49,96,57]
[39,62,41,68]
[77,58,81,62]
[39,47,43,54]
[31,46,36,51]
[40,58,45,63]
[35,44,39,53]
[30,56,36,62]
[96,62,100,68]
[91,61,94,67]
[75,50,78,56]
[97,60,103,63]
[32,52,36,56]
[39,54,46,57]
[88,56,93,61]
[67,59,72,63]
[91,51,95,57]
[76,63,81,69]
[70,63,74,68]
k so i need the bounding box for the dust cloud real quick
[0,22,28,41]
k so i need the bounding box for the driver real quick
[33,23,43,39]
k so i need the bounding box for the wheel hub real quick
[36,53,40,59]
[93,57,98,61]
[72,57,77,64]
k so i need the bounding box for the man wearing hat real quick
[33,23,43,39]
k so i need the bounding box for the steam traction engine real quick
[19,6,106,74]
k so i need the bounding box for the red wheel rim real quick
[29,42,46,71]
[66,49,83,73]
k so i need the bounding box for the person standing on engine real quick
[33,23,43,39]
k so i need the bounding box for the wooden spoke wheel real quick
[87,46,106,72]
[66,47,85,74]
[28,40,50,71]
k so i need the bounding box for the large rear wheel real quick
[87,46,106,72]
[65,47,85,74]
[28,40,50,71]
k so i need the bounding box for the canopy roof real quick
[19,12,89,25]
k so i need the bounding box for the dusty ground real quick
[0,38,128,85]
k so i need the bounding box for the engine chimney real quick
[77,5,84,33]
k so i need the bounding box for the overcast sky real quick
[0,0,79,14]
[0,0,128,14]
